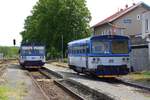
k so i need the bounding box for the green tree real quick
[20,0,91,58]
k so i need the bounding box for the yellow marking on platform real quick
[98,75,119,78]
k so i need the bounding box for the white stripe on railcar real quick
[69,56,130,69]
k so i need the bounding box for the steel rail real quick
[39,68,85,100]
[54,80,84,100]
[27,71,50,100]
[117,78,150,91]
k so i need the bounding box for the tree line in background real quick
[20,0,91,59]
[0,46,19,58]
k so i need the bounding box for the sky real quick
[0,0,150,46]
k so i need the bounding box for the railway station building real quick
[92,2,150,71]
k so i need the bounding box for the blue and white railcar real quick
[19,44,45,68]
[68,35,131,77]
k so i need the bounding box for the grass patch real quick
[0,86,9,100]
[128,71,150,82]
[0,81,28,100]
[142,71,150,75]
[63,58,68,63]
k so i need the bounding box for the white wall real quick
[142,11,150,38]
[142,11,150,62]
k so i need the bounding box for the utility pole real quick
[61,35,63,61]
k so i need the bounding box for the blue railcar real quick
[19,43,45,68]
[68,35,131,77]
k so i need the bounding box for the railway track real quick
[28,68,84,100]
[0,65,7,76]
[0,60,11,76]
[28,67,113,100]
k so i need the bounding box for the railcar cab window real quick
[22,49,32,55]
[21,46,45,55]
[92,40,109,53]
[111,40,128,54]
[34,49,44,54]
[21,47,32,55]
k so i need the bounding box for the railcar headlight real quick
[122,58,125,61]
[22,56,26,59]
[126,58,129,61]
[92,58,101,63]
[92,58,96,63]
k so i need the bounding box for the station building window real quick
[137,15,141,20]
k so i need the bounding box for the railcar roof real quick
[21,45,44,46]
[91,35,129,40]
[68,35,129,45]
[68,37,90,45]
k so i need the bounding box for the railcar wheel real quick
[77,72,80,75]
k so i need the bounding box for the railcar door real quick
[85,42,89,69]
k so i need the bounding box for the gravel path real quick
[0,64,46,100]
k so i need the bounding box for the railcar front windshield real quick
[92,40,109,53]
[21,46,45,55]
[111,40,129,54]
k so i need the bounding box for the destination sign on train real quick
[21,46,44,50]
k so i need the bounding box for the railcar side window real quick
[68,44,89,54]
[86,47,89,53]
[92,40,109,53]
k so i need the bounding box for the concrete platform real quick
[44,64,77,78]
[44,64,150,100]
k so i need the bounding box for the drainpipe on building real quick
[149,43,150,62]
[147,38,150,62]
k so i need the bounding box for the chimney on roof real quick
[133,3,136,6]
[120,9,123,12]
[125,4,128,8]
